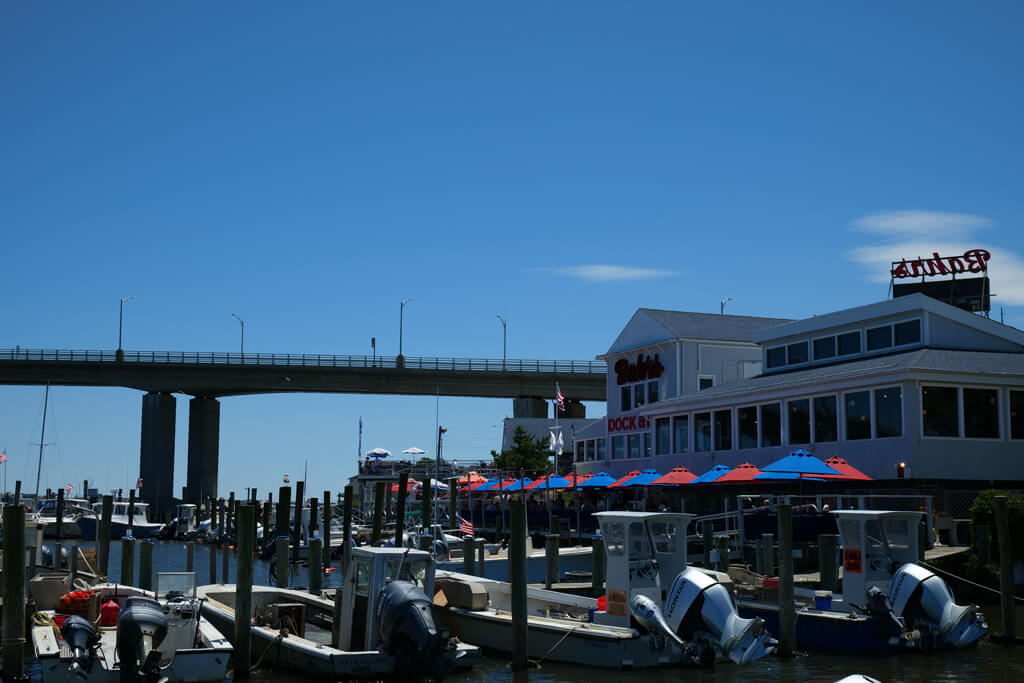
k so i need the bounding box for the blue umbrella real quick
[620,469,663,487]
[502,477,533,491]
[761,449,843,477]
[475,480,500,491]
[577,472,617,488]
[531,475,573,490]
[689,464,733,484]
[753,471,826,482]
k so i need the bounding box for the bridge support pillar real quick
[186,397,220,504]
[140,393,176,518]
[513,397,548,418]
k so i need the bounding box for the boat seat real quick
[435,578,489,611]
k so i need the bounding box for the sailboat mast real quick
[34,383,49,500]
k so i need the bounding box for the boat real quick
[31,572,232,683]
[156,503,199,539]
[77,499,164,540]
[34,497,88,538]
[197,545,479,680]
[735,510,989,652]
[433,511,777,669]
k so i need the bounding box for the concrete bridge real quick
[0,348,606,513]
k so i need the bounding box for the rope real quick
[919,560,1024,604]
[528,624,583,666]
[250,629,286,671]
[32,611,61,642]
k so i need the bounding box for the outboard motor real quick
[117,596,169,682]
[60,615,99,674]
[376,580,457,681]
[888,563,988,648]
[41,544,69,569]
[662,567,776,666]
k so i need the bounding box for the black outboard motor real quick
[117,596,168,683]
[41,544,69,569]
[60,615,99,674]
[376,580,457,681]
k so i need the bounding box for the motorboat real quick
[77,500,164,540]
[33,498,88,538]
[197,545,479,680]
[735,510,988,652]
[156,503,199,539]
[31,572,232,683]
[433,511,777,669]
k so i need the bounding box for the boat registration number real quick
[843,549,862,573]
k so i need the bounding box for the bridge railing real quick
[0,349,606,374]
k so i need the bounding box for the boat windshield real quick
[383,558,430,588]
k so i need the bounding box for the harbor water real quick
[57,540,1024,682]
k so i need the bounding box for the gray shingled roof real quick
[640,308,794,343]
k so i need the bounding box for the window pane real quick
[628,434,641,459]
[656,418,671,455]
[1011,391,1024,440]
[643,433,652,458]
[634,383,645,407]
[695,413,712,452]
[814,396,838,443]
[621,386,631,411]
[922,386,959,437]
[866,326,892,351]
[612,436,624,459]
[647,381,659,403]
[587,441,596,461]
[814,337,836,360]
[699,377,714,390]
[838,331,860,356]
[788,399,810,444]
[673,416,689,454]
[760,403,781,447]
[766,347,786,369]
[875,387,903,438]
[788,342,809,365]
[964,388,999,439]
[714,410,732,450]
[845,391,872,440]
[598,439,606,460]
[894,320,921,346]
[738,406,758,449]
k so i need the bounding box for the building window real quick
[845,391,871,440]
[875,387,903,438]
[866,325,893,351]
[1011,391,1024,440]
[643,432,652,458]
[760,403,781,447]
[647,381,659,403]
[634,384,645,408]
[620,386,631,412]
[612,436,624,459]
[788,342,809,365]
[714,410,732,451]
[789,399,810,444]
[587,440,596,462]
[695,413,712,452]
[738,406,758,449]
[673,415,689,454]
[813,336,836,361]
[894,319,921,346]
[698,376,714,390]
[814,395,838,443]
[922,386,959,437]
[597,439,606,460]
[766,347,786,369]
[964,388,999,439]
[656,418,671,455]
[628,434,642,459]
[837,331,860,356]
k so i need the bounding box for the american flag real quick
[0,449,7,464]
[65,484,74,496]
[136,477,143,489]
[458,514,474,537]
[555,383,566,413]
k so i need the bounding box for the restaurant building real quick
[576,293,1024,486]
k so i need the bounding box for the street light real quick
[399,297,413,358]
[496,314,507,369]
[118,296,135,357]
[232,313,245,356]
[720,297,733,315]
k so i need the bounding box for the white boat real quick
[77,500,164,539]
[433,511,777,669]
[34,498,88,538]
[32,572,232,683]
[197,545,479,680]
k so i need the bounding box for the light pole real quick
[232,313,245,356]
[496,314,507,370]
[720,297,733,315]
[118,295,134,360]
[399,297,413,360]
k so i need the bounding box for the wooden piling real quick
[14,479,22,505]
[222,542,230,583]
[98,495,113,576]
[448,477,458,531]
[321,491,332,569]
[309,538,323,596]
[422,478,433,534]
[715,534,729,573]
[262,501,272,546]
[477,538,486,577]
[2,504,26,681]
[818,534,839,593]
[591,537,605,598]
[703,521,713,567]
[228,491,235,536]
[372,482,386,546]
[187,542,194,572]
[395,473,409,546]
[71,545,79,585]
[128,489,136,536]
[276,486,292,548]
[139,541,153,591]
[545,533,559,589]
[209,541,217,585]
[510,497,528,670]
[993,496,1016,641]
[309,496,319,549]
[56,488,65,540]
[235,505,255,679]
[121,537,136,586]
[463,537,476,575]
[275,536,289,588]
[777,503,796,657]
[292,481,305,563]
[342,485,354,575]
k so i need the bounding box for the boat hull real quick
[77,517,162,540]
[42,520,83,539]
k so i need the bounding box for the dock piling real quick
[98,495,113,577]
[477,538,486,577]
[235,505,255,679]
[342,485,354,574]
[291,481,305,563]
[395,474,408,545]
[139,541,154,591]
[222,542,230,583]
[818,534,839,593]
[545,533,559,589]
[777,503,795,657]
[274,537,289,588]
[372,482,386,546]
[993,495,1016,641]
[209,541,217,585]
[591,537,605,598]
[309,538,323,595]
[510,497,528,670]
[463,537,476,576]
[321,491,332,569]
[2,504,27,681]
[121,537,136,586]
[186,542,194,572]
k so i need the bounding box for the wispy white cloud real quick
[848,211,1024,305]
[551,264,677,282]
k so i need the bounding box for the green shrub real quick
[969,489,1024,563]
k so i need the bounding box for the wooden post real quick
[477,538,486,577]
[342,485,354,575]
[128,489,136,536]
[321,491,332,569]
[222,542,230,584]
[56,488,65,540]
[98,495,113,577]
[139,541,154,591]
[70,544,79,585]
[591,537,605,598]
[545,533,559,589]
[463,537,476,575]
[395,473,408,546]
[818,534,839,593]
[715,534,729,573]
[291,481,305,563]
[2,504,26,681]
[510,497,528,670]
[309,538,323,596]
[261,501,272,547]
[235,505,255,679]
[372,483,386,546]
[422,478,433,535]
[275,537,289,588]
[309,496,319,549]
[121,537,136,586]
[777,503,796,657]
[228,491,235,537]
[993,496,1016,641]
[186,542,194,572]
[14,479,22,505]
[703,521,713,567]
[762,533,774,577]
[448,477,458,531]
[276,486,292,551]
[209,540,217,585]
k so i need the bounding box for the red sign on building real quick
[614,354,664,386]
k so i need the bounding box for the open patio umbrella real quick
[415,478,449,492]
[820,457,873,481]
[468,478,495,491]
[618,469,662,487]
[761,448,843,478]
[401,447,426,456]
[715,462,763,483]
[650,466,697,485]
[390,477,420,493]
[576,472,617,488]
[607,470,643,488]
[366,447,391,458]
[561,473,593,488]
[526,474,572,490]
[689,464,733,484]
[502,477,533,491]
[753,471,826,482]
[458,471,488,486]
[475,478,506,491]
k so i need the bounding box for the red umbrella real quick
[524,474,551,490]
[820,457,872,481]
[390,477,420,493]
[715,462,763,483]
[650,467,697,485]
[607,470,642,488]
[561,473,593,488]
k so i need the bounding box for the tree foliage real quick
[490,425,552,474]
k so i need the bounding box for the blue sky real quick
[2,2,1023,498]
